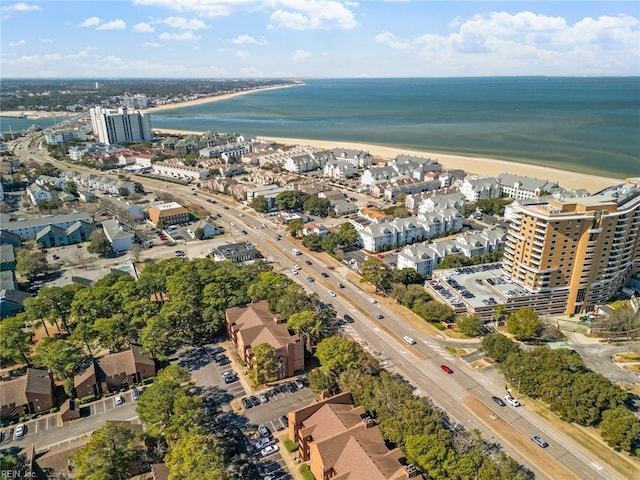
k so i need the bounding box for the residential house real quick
[0,369,54,421]
[26,183,53,205]
[74,345,155,398]
[328,148,373,168]
[148,202,190,226]
[152,160,210,181]
[226,301,304,379]
[496,173,561,200]
[77,190,96,202]
[288,392,416,480]
[102,219,134,252]
[0,289,32,317]
[397,245,435,277]
[416,191,466,215]
[2,213,93,240]
[302,223,329,236]
[284,153,328,174]
[323,159,356,179]
[331,199,358,216]
[0,229,21,247]
[36,175,67,191]
[36,220,95,248]
[438,169,466,188]
[0,244,16,271]
[459,176,500,202]
[211,242,263,263]
[44,125,91,145]
[187,217,223,239]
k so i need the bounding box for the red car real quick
[440,365,453,374]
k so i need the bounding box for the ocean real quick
[148,77,640,179]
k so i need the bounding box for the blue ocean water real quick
[0,117,58,135]
[149,77,640,179]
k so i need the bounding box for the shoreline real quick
[153,128,621,192]
[0,110,74,120]
[139,83,300,114]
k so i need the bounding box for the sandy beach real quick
[139,83,299,114]
[153,128,621,192]
[0,110,74,119]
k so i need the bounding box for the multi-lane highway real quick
[11,131,630,480]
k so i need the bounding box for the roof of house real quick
[227,301,298,350]
[2,212,92,231]
[102,219,134,241]
[0,369,51,408]
[74,345,154,388]
[0,243,15,264]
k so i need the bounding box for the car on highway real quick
[328,290,336,297]
[114,395,125,406]
[531,435,549,448]
[368,297,377,304]
[260,445,280,457]
[403,336,416,345]
[306,276,314,282]
[440,365,453,374]
[258,425,271,438]
[372,311,384,319]
[291,269,299,275]
[292,264,301,270]
[305,260,312,265]
[491,396,506,407]
[14,424,26,439]
[337,282,345,288]
[344,314,354,323]
[504,395,521,407]
[321,272,329,278]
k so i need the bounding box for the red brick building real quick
[0,369,54,421]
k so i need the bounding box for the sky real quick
[1,0,639,78]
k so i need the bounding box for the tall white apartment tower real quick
[89,106,153,145]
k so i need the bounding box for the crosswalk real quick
[423,340,454,360]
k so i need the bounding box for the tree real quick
[87,230,113,256]
[15,248,48,280]
[361,258,393,292]
[337,222,359,246]
[393,268,424,285]
[275,190,309,210]
[65,181,78,196]
[23,284,80,334]
[506,308,542,340]
[600,406,640,454]
[287,310,322,350]
[164,431,229,480]
[456,314,484,337]
[250,196,269,213]
[286,219,304,238]
[70,320,99,354]
[70,422,143,480]
[0,314,33,366]
[316,337,361,377]
[412,300,454,323]
[307,367,338,396]
[33,337,82,379]
[34,162,60,177]
[481,333,519,363]
[302,233,323,251]
[435,255,473,270]
[194,227,204,240]
[493,304,509,323]
[303,196,331,217]
[133,182,144,194]
[250,343,280,385]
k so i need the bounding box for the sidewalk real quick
[274,429,305,480]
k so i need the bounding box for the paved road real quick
[12,134,628,480]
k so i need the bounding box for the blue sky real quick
[1,1,639,78]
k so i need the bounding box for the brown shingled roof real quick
[0,369,51,408]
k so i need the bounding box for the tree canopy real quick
[361,258,393,293]
[15,248,48,280]
[506,308,542,340]
[165,430,229,480]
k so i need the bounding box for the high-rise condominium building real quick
[89,107,152,145]
[503,180,640,314]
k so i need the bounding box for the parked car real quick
[255,437,275,450]
[260,445,279,457]
[281,415,288,426]
[14,424,26,438]
[250,396,260,407]
[294,378,305,390]
[242,397,252,409]
[259,393,269,403]
[210,346,225,355]
[491,396,506,407]
[286,382,298,393]
[132,388,141,401]
[114,395,125,406]
[258,425,271,438]
[440,365,453,374]
[504,395,521,407]
[531,435,549,448]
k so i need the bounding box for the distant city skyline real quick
[1,1,639,78]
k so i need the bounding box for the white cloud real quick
[66,47,97,60]
[40,37,52,43]
[375,31,411,49]
[292,49,312,61]
[160,16,208,30]
[80,17,101,28]
[231,34,267,45]
[236,50,249,58]
[14,53,62,65]
[2,2,41,12]
[9,40,26,47]
[271,1,357,30]
[133,0,253,18]
[159,30,200,41]
[97,19,126,30]
[144,42,162,48]
[133,22,155,33]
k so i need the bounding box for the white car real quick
[292,264,301,271]
[292,269,299,275]
[403,336,417,345]
[504,395,521,407]
[14,424,26,438]
[114,395,124,406]
[328,290,336,297]
[368,297,377,304]
[260,444,280,457]
[258,425,271,437]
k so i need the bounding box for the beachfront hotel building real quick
[502,180,640,314]
[89,107,153,145]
